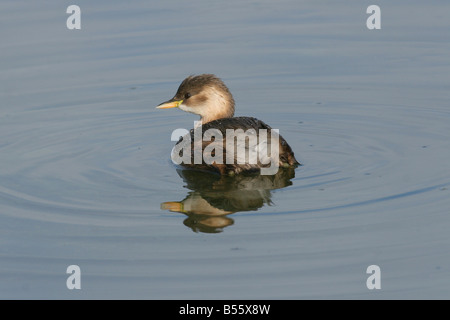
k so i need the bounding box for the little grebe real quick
[157,74,299,175]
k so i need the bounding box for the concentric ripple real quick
[2,99,449,227]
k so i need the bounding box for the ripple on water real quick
[1,99,450,229]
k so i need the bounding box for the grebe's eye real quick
[184,92,191,99]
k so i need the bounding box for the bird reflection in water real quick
[161,167,296,233]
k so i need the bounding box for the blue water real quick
[1,1,449,299]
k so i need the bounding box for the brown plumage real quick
[157,74,299,175]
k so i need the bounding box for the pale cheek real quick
[178,104,192,112]
[180,102,209,116]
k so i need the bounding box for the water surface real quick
[1,1,450,299]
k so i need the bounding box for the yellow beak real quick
[156,99,183,109]
[161,201,184,212]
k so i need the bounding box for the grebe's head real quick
[156,74,235,123]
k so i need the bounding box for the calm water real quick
[1,1,450,299]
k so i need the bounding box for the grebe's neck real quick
[196,86,235,124]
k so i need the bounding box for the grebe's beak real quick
[156,98,183,109]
